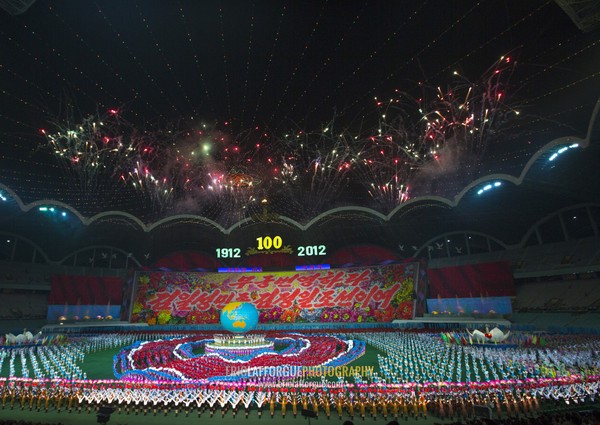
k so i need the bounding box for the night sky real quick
[1,1,599,225]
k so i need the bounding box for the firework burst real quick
[38,58,519,222]
[40,109,140,204]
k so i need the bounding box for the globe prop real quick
[220,302,259,333]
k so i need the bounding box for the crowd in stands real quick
[515,279,600,314]
[0,294,47,320]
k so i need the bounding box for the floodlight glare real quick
[549,143,580,162]
[477,180,503,196]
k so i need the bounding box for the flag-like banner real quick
[47,275,124,320]
[426,261,515,315]
[131,263,417,324]
[428,261,515,298]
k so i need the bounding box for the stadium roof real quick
[0,1,599,265]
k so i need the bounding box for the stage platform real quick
[40,316,510,333]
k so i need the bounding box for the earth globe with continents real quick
[220,302,259,333]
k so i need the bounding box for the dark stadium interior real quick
[0,1,600,424]
[0,0,598,271]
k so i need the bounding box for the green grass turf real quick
[83,346,123,379]
[0,346,122,379]
[2,335,599,424]
[0,335,509,384]
[0,352,29,378]
[0,334,385,379]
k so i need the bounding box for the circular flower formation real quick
[114,333,365,381]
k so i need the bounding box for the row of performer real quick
[0,376,598,419]
[212,334,267,346]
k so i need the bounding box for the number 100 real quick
[256,236,282,250]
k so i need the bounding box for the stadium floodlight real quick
[477,181,503,196]
[549,143,580,162]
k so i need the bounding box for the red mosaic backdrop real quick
[131,263,418,324]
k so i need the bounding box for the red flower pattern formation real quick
[114,333,365,381]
